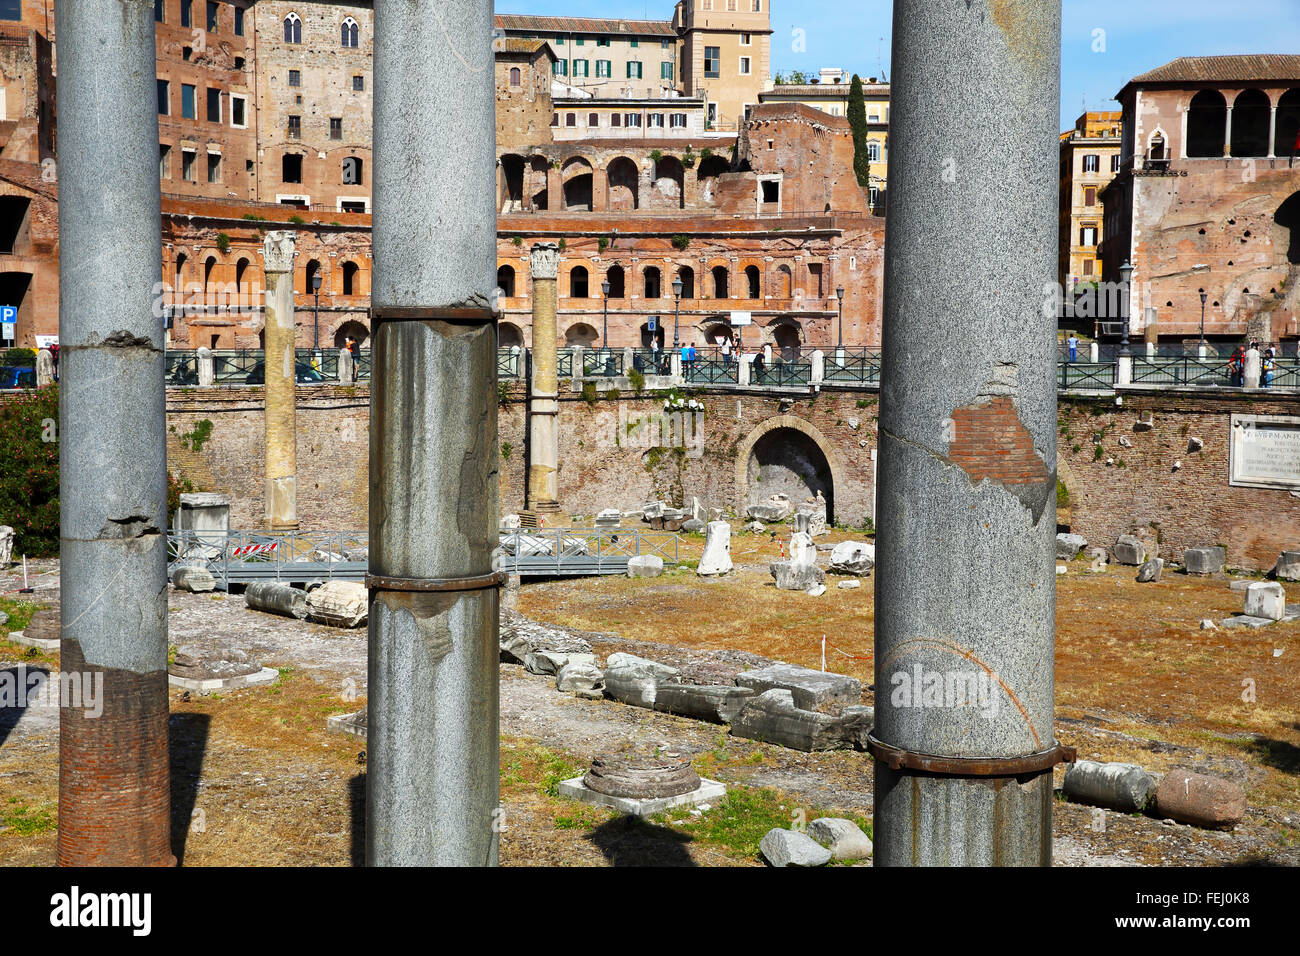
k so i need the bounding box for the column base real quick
[519,504,562,529]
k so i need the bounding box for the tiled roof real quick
[494,14,677,38]
[495,37,552,57]
[760,83,890,98]
[1129,55,1300,85]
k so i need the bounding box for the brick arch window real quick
[570,265,589,299]
[510,67,521,87]
[343,261,361,296]
[303,259,322,296]
[341,16,359,48]
[203,255,218,297]
[284,12,302,44]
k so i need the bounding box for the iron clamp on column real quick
[866,734,1077,778]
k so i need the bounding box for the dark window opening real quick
[0,197,30,253]
[282,154,303,183]
[342,156,363,185]
[570,266,589,299]
[1187,89,1227,158]
[497,265,516,298]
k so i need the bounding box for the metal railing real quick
[558,348,574,378]
[497,527,679,576]
[824,347,882,385]
[630,348,673,376]
[165,351,199,385]
[168,528,368,590]
[682,346,739,384]
[498,348,523,380]
[1058,362,1115,390]
[583,348,624,377]
[1131,356,1229,387]
[752,360,813,388]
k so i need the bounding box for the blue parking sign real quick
[1,305,14,343]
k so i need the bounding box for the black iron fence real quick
[683,346,739,385]
[824,347,882,386]
[583,348,624,377]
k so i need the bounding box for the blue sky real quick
[501,0,1300,127]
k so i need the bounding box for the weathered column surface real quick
[367,0,500,866]
[55,0,171,866]
[873,0,1064,867]
[261,231,299,530]
[522,242,562,526]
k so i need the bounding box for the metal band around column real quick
[371,305,497,326]
[865,734,1076,777]
[367,571,505,593]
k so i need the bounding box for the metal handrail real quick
[583,349,624,377]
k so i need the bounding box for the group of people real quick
[1228,341,1279,388]
[634,334,770,377]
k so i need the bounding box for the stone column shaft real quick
[367,0,500,867]
[54,0,172,867]
[873,0,1062,867]
[524,242,562,522]
[262,231,298,530]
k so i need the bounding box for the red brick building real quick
[1100,55,1300,348]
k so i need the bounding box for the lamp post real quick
[1118,260,1133,357]
[311,271,323,352]
[836,284,845,350]
[672,276,683,349]
[1199,290,1208,348]
[601,279,610,350]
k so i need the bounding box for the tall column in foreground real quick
[871,0,1067,867]
[55,0,172,866]
[521,242,562,527]
[367,0,501,866]
[261,231,299,530]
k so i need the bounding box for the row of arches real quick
[1186,88,1300,159]
[496,261,823,303]
[169,251,370,304]
[500,152,732,212]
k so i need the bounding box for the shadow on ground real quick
[170,711,211,865]
[585,815,698,866]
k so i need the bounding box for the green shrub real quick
[581,382,598,406]
[2,348,36,367]
[215,232,231,254]
[0,385,60,556]
[671,234,690,251]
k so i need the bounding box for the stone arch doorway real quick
[333,319,370,348]
[1276,191,1300,264]
[735,416,844,524]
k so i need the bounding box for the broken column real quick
[367,0,500,867]
[521,242,562,528]
[873,0,1064,866]
[54,0,172,866]
[261,231,299,530]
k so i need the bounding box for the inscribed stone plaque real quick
[1229,414,1300,491]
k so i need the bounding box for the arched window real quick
[676,266,695,299]
[1231,89,1271,158]
[497,264,516,298]
[776,264,793,298]
[745,265,761,299]
[498,322,524,349]
[570,266,589,299]
[510,67,521,87]
[235,258,250,304]
[1186,89,1227,158]
[342,261,360,296]
[606,264,625,298]
[1275,89,1300,158]
[342,156,364,185]
[711,265,729,298]
[174,253,188,305]
[303,259,321,295]
[341,17,359,48]
[203,256,217,297]
[284,12,302,44]
[643,266,662,299]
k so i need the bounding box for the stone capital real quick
[262,231,298,274]
[530,242,561,281]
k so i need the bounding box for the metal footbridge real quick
[168,527,679,589]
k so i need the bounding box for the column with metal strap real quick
[261,231,299,530]
[522,242,562,527]
[366,0,501,866]
[871,0,1070,867]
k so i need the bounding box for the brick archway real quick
[734,415,847,523]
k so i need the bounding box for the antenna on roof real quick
[877,38,886,83]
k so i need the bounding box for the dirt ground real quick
[1,530,1297,867]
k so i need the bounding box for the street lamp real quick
[311,271,323,351]
[836,285,845,350]
[1199,290,1208,348]
[672,276,683,349]
[1118,260,1133,357]
[601,279,611,350]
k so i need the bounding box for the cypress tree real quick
[847,74,870,187]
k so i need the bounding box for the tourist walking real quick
[1066,333,1079,363]
[1262,346,1276,387]
[721,335,733,367]
[1228,345,1245,387]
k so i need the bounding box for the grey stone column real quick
[873,0,1063,867]
[522,242,562,526]
[261,231,298,530]
[367,0,500,867]
[54,0,172,866]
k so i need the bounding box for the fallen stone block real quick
[1063,760,1157,812]
[604,653,680,708]
[1112,535,1147,566]
[1229,579,1253,592]
[653,683,755,724]
[305,580,368,628]
[805,584,826,597]
[838,579,861,590]
[627,554,664,578]
[828,540,874,575]
[1275,551,1300,582]
[1244,581,1285,621]
[746,520,766,533]
[1136,558,1163,583]
[730,690,853,752]
[1183,546,1226,575]
[681,518,706,534]
[760,828,832,867]
[770,560,825,591]
[1154,770,1246,830]
[525,650,595,676]
[735,662,861,710]
[808,818,873,861]
[747,495,793,523]
[1200,619,1217,630]
[170,564,215,595]
[556,661,604,693]
[23,608,60,647]
[838,705,875,750]
[245,582,308,619]
[1056,533,1087,560]
[1219,615,1276,629]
